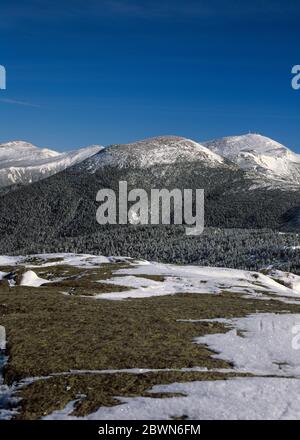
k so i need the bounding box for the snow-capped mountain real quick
[1,134,300,255]
[0,141,103,187]
[203,134,300,184]
[83,136,226,172]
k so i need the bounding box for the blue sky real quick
[0,0,300,151]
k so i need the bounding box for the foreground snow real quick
[2,253,300,420]
[195,313,300,377]
[96,260,300,302]
[44,377,300,420]
[43,312,300,420]
[0,327,18,420]
[1,253,300,303]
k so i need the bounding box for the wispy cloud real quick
[1,0,300,28]
[0,98,41,108]
[103,0,300,21]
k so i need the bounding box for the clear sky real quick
[0,0,300,151]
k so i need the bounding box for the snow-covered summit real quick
[0,140,61,167]
[0,140,103,187]
[203,133,300,184]
[84,135,225,171]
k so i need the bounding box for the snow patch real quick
[0,256,22,266]
[0,327,5,351]
[27,253,113,268]
[20,270,50,287]
[96,261,300,302]
[266,269,300,293]
[0,271,8,281]
[0,326,19,420]
[43,377,300,420]
[195,313,300,377]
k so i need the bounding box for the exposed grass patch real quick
[1,290,234,384]
[17,370,250,420]
[22,257,65,265]
[130,274,165,282]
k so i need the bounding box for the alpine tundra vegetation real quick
[1,254,300,419]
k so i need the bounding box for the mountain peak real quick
[0,140,60,162]
[1,140,39,149]
[0,140,103,188]
[83,135,226,172]
[203,133,291,158]
[203,133,300,184]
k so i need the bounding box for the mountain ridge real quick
[0,141,103,187]
[1,133,300,188]
[0,133,300,255]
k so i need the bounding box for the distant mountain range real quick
[0,133,300,256]
[0,140,103,188]
[1,133,299,189]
